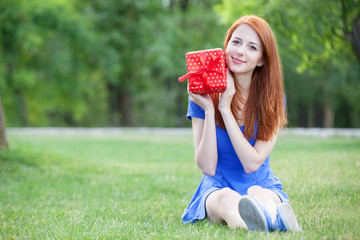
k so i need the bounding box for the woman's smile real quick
[231,56,246,64]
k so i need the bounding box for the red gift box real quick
[178,48,227,94]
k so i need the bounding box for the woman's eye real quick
[249,45,257,50]
[232,40,241,45]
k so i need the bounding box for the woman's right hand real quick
[188,83,214,112]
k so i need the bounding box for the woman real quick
[182,15,301,232]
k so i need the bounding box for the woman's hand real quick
[188,83,214,112]
[219,69,236,112]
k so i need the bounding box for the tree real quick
[341,0,360,64]
[76,0,161,126]
[79,0,224,127]
[140,0,225,127]
[0,97,8,149]
[0,0,104,127]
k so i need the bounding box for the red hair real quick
[212,15,287,141]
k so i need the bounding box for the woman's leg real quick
[246,185,302,232]
[205,187,247,229]
[205,186,282,229]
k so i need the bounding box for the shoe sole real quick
[277,203,303,232]
[238,196,269,232]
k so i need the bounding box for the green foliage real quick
[133,0,225,127]
[0,0,359,128]
[1,132,360,239]
[215,0,360,127]
[0,0,108,126]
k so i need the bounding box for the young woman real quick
[182,15,302,232]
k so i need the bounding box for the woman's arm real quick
[220,108,279,174]
[189,93,218,176]
[218,71,279,174]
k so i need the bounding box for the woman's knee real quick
[217,188,242,212]
[247,185,281,205]
[207,188,239,210]
[220,187,236,196]
[247,185,263,196]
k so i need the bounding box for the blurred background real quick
[0,0,359,129]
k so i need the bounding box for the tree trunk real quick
[341,0,360,65]
[107,84,120,126]
[180,0,189,10]
[307,104,314,127]
[351,18,360,65]
[119,87,133,126]
[107,85,133,126]
[323,96,334,128]
[0,97,9,149]
[15,89,28,126]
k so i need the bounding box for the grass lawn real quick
[1,129,359,239]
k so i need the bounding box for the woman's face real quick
[225,23,264,77]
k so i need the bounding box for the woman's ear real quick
[257,58,264,67]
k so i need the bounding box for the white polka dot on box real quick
[178,48,227,94]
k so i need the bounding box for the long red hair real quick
[212,15,287,141]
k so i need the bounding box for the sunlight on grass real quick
[1,132,359,239]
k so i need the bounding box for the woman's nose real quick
[236,46,244,56]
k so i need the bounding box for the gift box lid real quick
[185,48,224,56]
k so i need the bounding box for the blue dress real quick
[182,98,289,224]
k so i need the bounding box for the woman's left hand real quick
[218,69,235,112]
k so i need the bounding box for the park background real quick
[0,0,360,239]
[0,0,360,134]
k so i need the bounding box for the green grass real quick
[1,130,359,239]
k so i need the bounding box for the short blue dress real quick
[182,98,289,224]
